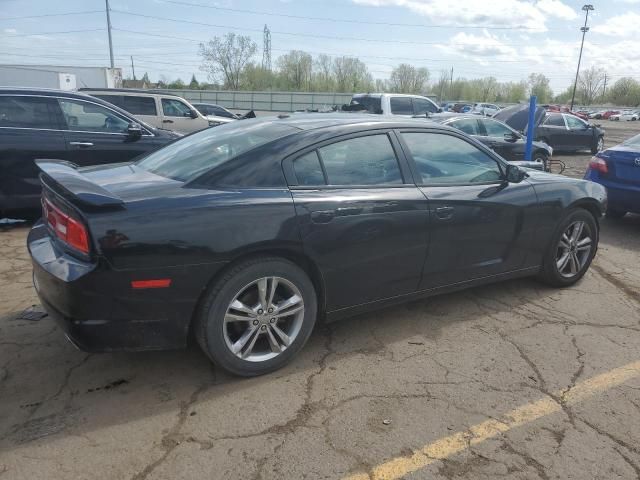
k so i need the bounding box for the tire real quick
[532,152,549,172]
[538,209,598,288]
[591,136,604,154]
[605,208,626,219]
[195,256,317,377]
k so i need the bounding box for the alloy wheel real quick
[223,276,305,362]
[556,221,592,278]
[597,137,604,152]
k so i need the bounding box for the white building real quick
[0,65,122,90]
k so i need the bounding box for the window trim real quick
[284,129,414,190]
[543,113,568,130]
[0,94,155,136]
[395,128,508,187]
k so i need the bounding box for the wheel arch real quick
[568,198,603,225]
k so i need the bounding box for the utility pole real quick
[130,56,136,80]
[449,67,454,98]
[105,0,114,68]
[602,73,608,99]
[262,24,272,72]
[570,4,594,111]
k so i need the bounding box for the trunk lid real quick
[602,146,640,184]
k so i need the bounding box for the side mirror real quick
[505,164,526,183]
[437,107,443,113]
[185,109,198,119]
[127,122,142,138]
[504,132,519,143]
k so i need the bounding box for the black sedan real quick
[0,88,179,216]
[436,115,553,171]
[495,104,605,154]
[28,115,606,376]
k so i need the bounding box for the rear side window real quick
[318,134,403,185]
[123,96,157,116]
[0,96,61,129]
[93,94,124,108]
[350,96,382,114]
[293,151,325,186]
[390,97,413,115]
[544,114,565,127]
[162,98,191,117]
[449,119,480,135]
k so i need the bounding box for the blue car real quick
[585,133,640,218]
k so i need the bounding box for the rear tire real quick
[538,209,598,288]
[195,257,317,377]
[591,136,604,154]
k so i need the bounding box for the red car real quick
[602,110,621,120]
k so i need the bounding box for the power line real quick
[1,28,106,37]
[0,10,103,21]
[155,0,559,32]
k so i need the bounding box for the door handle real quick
[310,210,335,224]
[335,206,362,216]
[435,206,455,220]
[69,142,94,148]
[162,119,174,123]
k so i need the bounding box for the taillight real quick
[588,156,608,174]
[42,197,90,254]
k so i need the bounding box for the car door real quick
[160,97,207,134]
[538,113,568,149]
[0,94,67,211]
[563,114,594,150]
[479,118,523,161]
[396,129,537,289]
[286,131,430,311]
[58,97,155,166]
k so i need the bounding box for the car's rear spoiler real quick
[35,159,124,208]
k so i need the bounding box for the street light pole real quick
[570,4,594,111]
[105,0,115,69]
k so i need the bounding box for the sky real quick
[1,0,639,94]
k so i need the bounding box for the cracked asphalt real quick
[1,120,640,479]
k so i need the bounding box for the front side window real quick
[413,97,438,115]
[58,98,130,133]
[390,97,413,115]
[123,96,157,116]
[565,115,587,129]
[162,98,192,117]
[318,134,403,185]
[0,96,60,129]
[543,114,566,127]
[137,121,297,182]
[482,119,513,138]
[401,132,503,185]
[449,118,480,136]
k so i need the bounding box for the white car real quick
[349,93,441,117]
[192,103,238,126]
[471,103,501,117]
[610,110,639,121]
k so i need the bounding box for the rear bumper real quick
[28,222,203,352]
[584,170,640,213]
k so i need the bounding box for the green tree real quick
[199,33,257,89]
[606,77,640,106]
[388,64,430,94]
[277,50,313,91]
[167,78,185,89]
[528,73,553,104]
[188,74,199,89]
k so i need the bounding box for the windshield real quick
[622,134,640,148]
[137,120,298,182]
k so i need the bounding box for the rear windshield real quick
[622,134,640,148]
[136,120,298,182]
[350,96,382,114]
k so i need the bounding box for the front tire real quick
[591,136,604,154]
[195,257,317,377]
[538,209,598,288]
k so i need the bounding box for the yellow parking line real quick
[344,360,640,480]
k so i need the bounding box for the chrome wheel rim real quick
[597,138,604,152]
[556,221,592,278]
[223,277,305,362]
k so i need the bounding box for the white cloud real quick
[352,0,576,30]
[592,12,640,37]
[535,0,577,20]
[3,28,17,34]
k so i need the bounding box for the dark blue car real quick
[585,133,640,218]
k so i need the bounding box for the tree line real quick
[139,33,640,107]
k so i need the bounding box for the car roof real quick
[78,88,183,97]
[0,87,103,98]
[352,93,435,99]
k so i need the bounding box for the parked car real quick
[437,115,552,171]
[609,110,639,121]
[471,103,500,117]
[601,110,620,120]
[0,88,179,215]
[349,93,440,116]
[495,105,605,154]
[28,114,605,376]
[192,103,239,125]
[80,88,213,134]
[584,132,640,218]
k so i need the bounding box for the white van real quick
[80,89,212,134]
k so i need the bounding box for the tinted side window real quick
[544,114,565,127]
[401,132,502,185]
[413,97,438,115]
[58,98,130,133]
[318,134,403,185]
[482,119,513,137]
[93,94,124,108]
[123,96,157,116]
[390,97,413,115]
[565,115,586,129]
[0,96,60,129]
[293,151,325,186]
[449,119,480,135]
[162,98,191,117]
